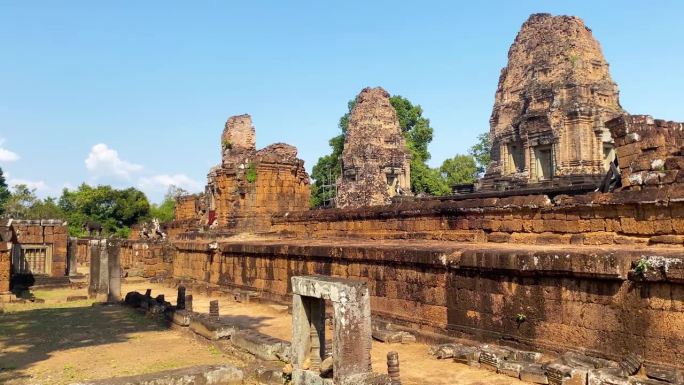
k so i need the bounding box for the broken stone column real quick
[185,294,193,312]
[291,275,373,385]
[387,351,401,385]
[67,237,78,276]
[177,286,186,310]
[209,300,219,319]
[87,239,121,302]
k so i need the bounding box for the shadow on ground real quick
[0,300,276,384]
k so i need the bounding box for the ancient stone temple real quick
[336,87,411,208]
[172,114,310,233]
[480,13,623,190]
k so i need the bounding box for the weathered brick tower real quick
[480,13,624,190]
[336,87,411,208]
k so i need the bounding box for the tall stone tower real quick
[221,114,256,167]
[480,13,623,190]
[336,87,411,208]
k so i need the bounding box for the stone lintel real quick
[291,275,367,303]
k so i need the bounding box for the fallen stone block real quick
[588,368,629,385]
[430,343,467,359]
[232,289,258,303]
[545,361,589,385]
[499,361,525,378]
[254,366,286,385]
[520,363,549,384]
[452,346,480,367]
[166,309,193,327]
[479,344,512,372]
[509,348,544,363]
[69,364,243,385]
[562,351,618,370]
[630,378,677,385]
[189,316,237,340]
[619,353,643,376]
[232,329,290,362]
[372,329,415,344]
[645,365,684,384]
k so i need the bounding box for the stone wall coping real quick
[272,186,684,224]
[174,238,684,282]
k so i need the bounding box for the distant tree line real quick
[0,167,185,238]
[310,94,491,207]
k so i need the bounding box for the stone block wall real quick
[271,188,684,247]
[607,114,684,190]
[175,195,201,221]
[119,240,174,278]
[170,240,684,367]
[0,243,10,292]
[210,155,310,232]
[11,220,68,277]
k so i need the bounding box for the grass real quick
[208,345,222,356]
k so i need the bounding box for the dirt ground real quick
[0,281,526,385]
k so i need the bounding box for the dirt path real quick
[0,287,244,385]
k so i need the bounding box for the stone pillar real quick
[67,237,78,276]
[107,240,121,303]
[177,286,186,310]
[209,300,219,319]
[333,297,372,383]
[291,294,313,370]
[88,240,101,298]
[185,294,193,312]
[97,240,109,300]
[309,297,326,370]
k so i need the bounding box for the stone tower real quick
[336,87,411,208]
[480,13,623,190]
[221,114,256,167]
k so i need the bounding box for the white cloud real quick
[85,143,142,180]
[7,178,49,193]
[0,139,19,162]
[138,174,203,193]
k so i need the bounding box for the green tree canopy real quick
[2,184,39,219]
[58,184,151,237]
[440,155,479,187]
[0,167,10,215]
[469,132,491,174]
[150,185,188,223]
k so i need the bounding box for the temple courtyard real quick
[0,281,525,385]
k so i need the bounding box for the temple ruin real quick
[2,12,684,385]
[173,114,310,233]
[336,87,412,208]
[481,13,623,191]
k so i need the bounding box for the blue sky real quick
[1,1,682,202]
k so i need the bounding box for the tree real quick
[25,197,65,219]
[0,168,9,215]
[469,132,491,175]
[310,94,449,206]
[58,184,151,237]
[150,185,188,223]
[3,184,39,218]
[440,155,479,187]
